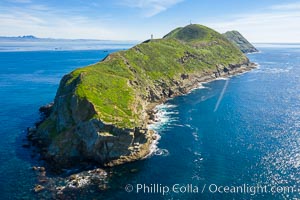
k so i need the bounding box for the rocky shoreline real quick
[26,25,256,171]
[25,61,257,197]
[27,61,257,167]
[21,24,261,198]
[145,61,257,149]
[146,61,257,123]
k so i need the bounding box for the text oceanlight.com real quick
[124,183,300,196]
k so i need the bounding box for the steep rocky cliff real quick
[30,24,255,169]
[223,30,258,53]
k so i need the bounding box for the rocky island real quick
[28,24,256,170]
[223,30,258,53]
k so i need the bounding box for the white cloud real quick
[0,4,116,39]
[2,1,300,41]
[206,2,300,43]
[28,4,51,11]
[270,2,300,10]
[7,0,32,3]
[118,0,183,17]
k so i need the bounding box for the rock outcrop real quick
[223,30,258,53]
[28,24,256,169]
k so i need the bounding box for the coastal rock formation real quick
[29,24,256,169]
[223,30,258,53]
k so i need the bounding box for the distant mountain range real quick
[0,35,137,43]
[0,35,40,41]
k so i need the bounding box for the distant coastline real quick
[0,35,138,43]
[0,36,138,52]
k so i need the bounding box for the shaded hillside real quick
[223,30,258,53]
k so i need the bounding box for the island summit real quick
[28,24,257,170]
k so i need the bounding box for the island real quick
[28,24,256,170]
[0,35,38,40]
[223,30,258,53]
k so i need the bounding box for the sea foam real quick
[148,103,178,131]
[147,103,178,157]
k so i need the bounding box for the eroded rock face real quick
[29,24,257,170]
[28,72,155,168]
[30,61,256,169]
[36,100,154,168]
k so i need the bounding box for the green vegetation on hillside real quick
[53,24,248,129]
[31,24,256,168]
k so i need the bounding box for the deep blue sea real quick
[0,44,299,199]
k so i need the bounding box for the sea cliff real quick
[28,24,256,169]
[223,30,258,53]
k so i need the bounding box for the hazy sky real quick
[1,0,300,42]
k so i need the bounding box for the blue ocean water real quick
[0,49,121,199]
[0,45,299,199]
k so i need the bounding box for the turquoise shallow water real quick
[0,45,299,199]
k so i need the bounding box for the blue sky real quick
[1,0,300,42]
